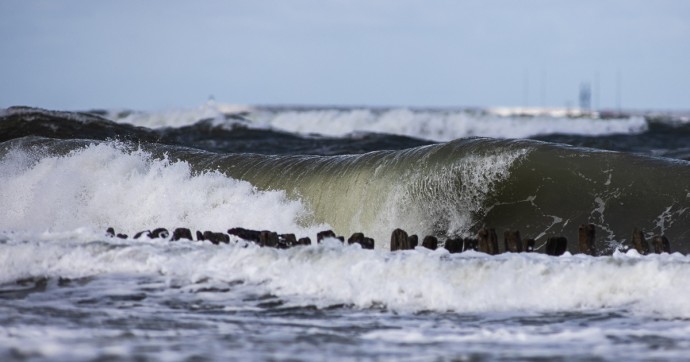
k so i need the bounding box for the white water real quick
[252,108,648,141]
[2,234,690,360]
[2,236,689,317]
[111,101,253,129]
[0,142,328,237]
[108,102,649,141]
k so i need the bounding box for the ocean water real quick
[1,103,690,361]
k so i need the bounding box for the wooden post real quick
[463,238,478,252]
[362,237,375,249]
[172,228,193,241]
[408,235,419,248]
[545,236,568,256]
[652,235,671,254]
[477,228,489,253]
[478,228,499,255]
[631,228,650,255]
[489,228,499,254]
[444,238,463,254]
[259,231,278,247]
[297,237,312,246]
[151,228,169,239]
[317,230,336,243]
[278,233,297,248]
[524,238,535,252]
[348,232,365,245]
[348,233,374,249]
[227,228,261,243]
[504,230,523,253]
[390,228,410,251]
[578,224,597,255]
[203,231,230,244]
[422,235,438,250]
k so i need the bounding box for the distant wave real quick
[251,108,649,141]
[102,103,652,140]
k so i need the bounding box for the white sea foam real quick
[383,147,528,240]
[111,101,253,129]
[251,108,647,141]
[108,104,649,141]
[0,142,327,237]
[1,237,690,319]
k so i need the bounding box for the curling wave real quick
[3,136,689,252]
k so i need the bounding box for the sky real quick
[1,0,689,111]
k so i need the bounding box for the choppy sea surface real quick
[1,103,690,361]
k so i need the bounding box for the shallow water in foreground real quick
[2,235,690,361]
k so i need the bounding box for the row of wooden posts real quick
[106,224,671,255]
[389,225,671,256]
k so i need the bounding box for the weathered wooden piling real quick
[348,232,365,245]
[578,224,597,255]
[477,228,499,255]
[227,227,261,243]
[524,238,535,252]
[317,230,336,243]
[348,232,375,249]
[203,231,230,245]
[203,231,230,244]
[408,235,419,248]
[444,238,463,254]
[172,228,193,241]
[545,236,568,256]
[278,233,297,248]
[488,229,499,254]
[107,224,679,258]
[390,228,412,251]
[652,235,671,254]
[105,227,127,239]
[422,235,438,250]
[361,237,375,249]
[259,231,279,247]
[504,230,523,253]
[151,228,169,239]
[463,238,478,252]
[631,228,650,255]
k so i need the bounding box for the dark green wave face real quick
[3,135,689,253]
[172,138,690,252]
[161,138,528,244]
[485,144,690,252]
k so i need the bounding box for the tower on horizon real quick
[579,82,591,111]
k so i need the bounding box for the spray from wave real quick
[0,141,328,237]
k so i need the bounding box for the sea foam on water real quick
[0,142,328,237]
[107,104,649,141]
[2,235,690,318]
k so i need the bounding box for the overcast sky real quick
[1,0,689,111]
